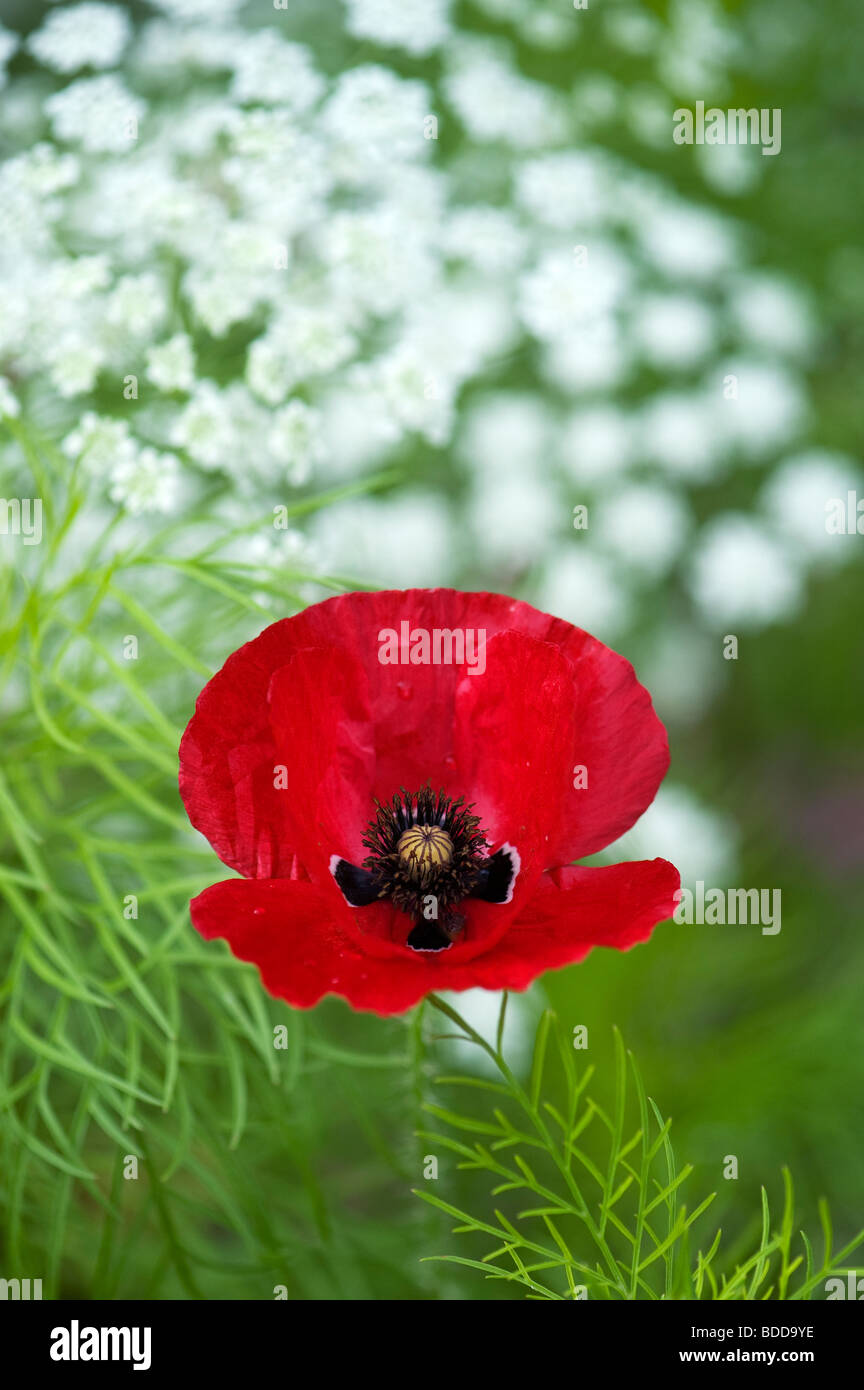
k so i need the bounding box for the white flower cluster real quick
[0,0,856,674]
[61,412,181,515]
[27,4,132,74]
[343,0,453,57]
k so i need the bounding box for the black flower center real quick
[330,784,521,953]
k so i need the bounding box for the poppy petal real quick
[447,858,680,992]
[452,630,575,935]
[190,858,678,1015]
[179,590,670,885]
[179,638,374,881]
[549,642,670,864]
[267,645,376,880]
[190,877,467,1015]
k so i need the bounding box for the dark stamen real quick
[329,784,518,952]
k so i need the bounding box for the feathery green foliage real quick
[416,997,864,1300]
[1,422,423,1300]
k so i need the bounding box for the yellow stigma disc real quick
[397,825,454,876]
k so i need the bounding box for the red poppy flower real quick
[179,588,678,1015]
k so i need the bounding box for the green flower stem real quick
[426,992,628,1295]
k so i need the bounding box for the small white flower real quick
[222,221,285,276]
[660,0,736,92]
[560,407,633,484]
[221,114,330,232]
[519,9,575,49]
[639,622,723,726]
[62,413,137,477]
[536,547,629,637]
[603,7,660,53]
[639,202,736,282]
[541,321,629,393]
[314,388,398,478]
[343,0,452,56]
[322,208,438,317]
[160,97,233,157]
[45,74,147,153]
[633,293,715,369]
[401,284,514,388]
[145,334,196,393]
[614,784,739,885]
[469,473,561,569]
[171,381,238,470]
[760,450,864,562]
[181,220,281,336]
[107,273,168,338]
[74,156,217,257]
[713,359,807,456]
[519,246,630,343]
[237,526,319,572]
[183,267,265,338]
[230,31,323,111]
[309,493,454,587]
[47,338,105,397]
[515,152,610,228]
[640,390,723,481]
[594,483,690,579]
[728,274,814,357]
[695,140,763,198]
[48,255,112,300]
[133,19,242,75]
[444,40,566,147]
[109,446,181,515]
[689,513,803,628]
[221,107,306,161]
[0,376,21,418]
[246,337,298,409]
[459,393,554,481]
[171,382,265,475]
[246,308,356,404]
[266,400,326,485]
[28,4,132,74]
[444,206,527,275]
[350,342,457,450]
[322,65,432,179]
[3,143,80,197]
